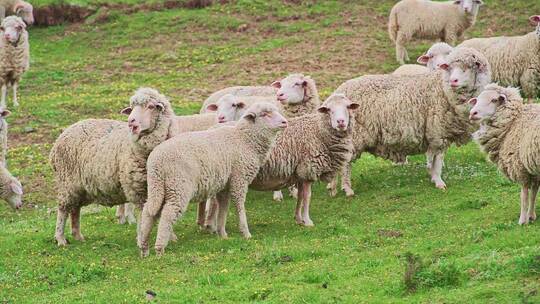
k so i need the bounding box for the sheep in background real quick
[330,47,490,196]
[0,107,21,210]
[0,16,29,108]
[0,0,33,25]
[205,94,277,123]
[459,15,540,100]
[393,42,454,76]
[389,0,483,64]
[469,84,539,225]
[138,103,287,256]
[50,88,173,246]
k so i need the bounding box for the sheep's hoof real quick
[56,237,68,246]
[529,213,537,222]
[432,179,447,189]
[295,216,304,225]
[204,224,217,234]
[518,216,530,225]
[218,231,228,239]
[242,231,252,239]
[73,233,85,241]
[302,219,314,227]
[169,232,178,243]
[273,191,283,202]
[344,189,355,197]
[155,247,165,257]
[140,248,150,258]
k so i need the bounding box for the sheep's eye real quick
[232,104,237,108]
[15,26,22,31]
[147,104,155,110]
[294,83,301,86]
[0,27,4,31]
[491,99,498,103]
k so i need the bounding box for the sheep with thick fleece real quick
[138,102,287,256]
[389,0,483,64]
[50,88,173,246]
[459,15,540,99]
[203,94,358,235]
[0,0,33,25]
[205,94,276,123]
[469,84,539,225]
[329,47,490,196]
[393,42,454,76]
[200,86,276,114]
[0,16,29,108]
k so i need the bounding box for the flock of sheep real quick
[0,0,539,257]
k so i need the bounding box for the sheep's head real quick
[14,2,34,25]
[0,16,26,45]
[453,0,483,15]
[272,74,312,105]
[417,42,453,71]
[439,47,490,95]
[206,94,247,123]
[318,94,359,132]
[242,102,287,131]
[530,15,540,39]
[468,84,522,122]
[1,169,23,210]
[121,88,170,138]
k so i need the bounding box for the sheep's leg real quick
[55,206,69,246]
[273,190,283,202]
[300,181,314,227]
[155,199,187,256]
[138,207,156,258]
[125,203,137,225]
[216,191,230,239]
[430,153,446,189]
[0,84,6,108]
[12,83,18,107]
[230,184,251,239]
[116,204,126,224]
[295,182,304,225]
[70,206,84,241]
[326,176,338,197]
[529,182,539,222]
[426,149,435,170]
[196,200,206,228]
[204,197,219,233]
[395,32,410,64]
[519,186,530,225]
[342,162,355,197]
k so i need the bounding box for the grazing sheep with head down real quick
[0,16,29,108]
[470,84,539,225]
[0,0,33,25]
[138,102,287,257]
[389,0,483,64]
[329,47,491,196]
[459,15,540,99]
[393,42,454,76]
[50,88,173,246]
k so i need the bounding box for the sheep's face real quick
[454,0,483,15]
[207,94,246,123]
[318,94,359,132]
[417,43,453,71]
[243,103,288,130]
[3,178,23,210]
[121,102,163,136]
[272,75,309,105]
[1,17,26,45]
[15,3,34,25]
[530,15,540,39]
[468,90,506,122]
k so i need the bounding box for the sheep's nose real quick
[280,120,288,128]
[4,34,10,39]
[337,119,345,125]
[218,115,226,122]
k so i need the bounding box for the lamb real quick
[0,0,33,25]
[393,42,454,76]
[204,94,359,235]
[50,88,173,246]
[458,15,540,100]
[469,84,539,225]
[329,47,491,197]
[388,0,483,64]
[0,16,29,108]
[138,102,288,256]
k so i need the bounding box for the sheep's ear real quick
[530,15,540,25]
[347,103,360,110]
[236,102,246,109]
[301,80,308,87]
[243,112,256,122]
[120,107,132,115]
[417,55,430,65]
[271,81,281,89]
[10,182,23,195]
[468,98,477,106]
[317,106,330,114]
[206,104,218,112]
[0,26,4,32]
[453,0,461,4]
[0,109,11,117]
[438,63,449,71]
[474,61,486,72]
[474,0,483,5]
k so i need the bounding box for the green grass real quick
[1,0,540,303]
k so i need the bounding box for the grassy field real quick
[1,0,540,303]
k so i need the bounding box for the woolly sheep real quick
[138,102,288,256]
[329,47,491,196]
[459,15,540,99]
[0,16,29,108]
[205,94,277,123]
[200,86,276,114]
[469,84,539,225]
[393,42,454,76]
[0,164,22,210]
[389,0,483,64]
[0,0,33,25]
[50,88,173,246]
[203,94,359,235]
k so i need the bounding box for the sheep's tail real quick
[388,8,399,43]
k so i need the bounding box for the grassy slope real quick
[1,0,540,303]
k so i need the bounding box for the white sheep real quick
[393,42,454,76]
[329,47,491,197]
[0,16,29,108]
[205,94,276,123]
[200,86,276,114]
[389,0,483,64]
[0,0,33,25]
[138,102,288,256]
[0,164,22,210]
[469,84,539,225]
[50,88,173,246]
[459,15,540,100]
